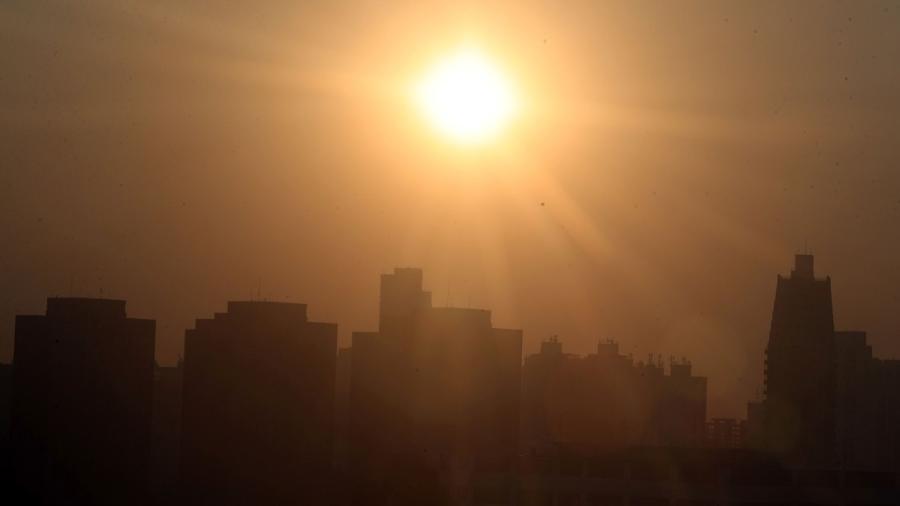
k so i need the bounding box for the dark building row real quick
[3,258,900,505]
[522,338,707,453]
[0,270,518,505]
[2,297,338,506]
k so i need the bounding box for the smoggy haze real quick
[3,1,900,418]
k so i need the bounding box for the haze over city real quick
[4,8,900,504]
[5,1,900,505]
[5,1,900,422]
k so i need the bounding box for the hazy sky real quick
[3,1,900,417]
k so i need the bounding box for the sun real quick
[414,48,519,145]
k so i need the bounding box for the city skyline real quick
[5,254,900,504]
[1,252,893,420]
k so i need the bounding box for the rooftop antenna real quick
[802,239,812,255]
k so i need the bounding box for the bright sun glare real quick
[415,48,519,145]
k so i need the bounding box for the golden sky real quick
[2,1,900,417]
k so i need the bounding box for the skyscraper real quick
[763,255,837,465]
[180,301,337,505]
[10,298,156,505]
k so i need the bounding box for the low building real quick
[522,338,707,452]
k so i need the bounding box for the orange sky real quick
[2,1,900,417]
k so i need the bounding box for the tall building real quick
[763,254,837,465]
[757,254,900,469]
[10,298,156,505]
[348,268,522,504]
[180,301,337,505]
[522,338,707,452]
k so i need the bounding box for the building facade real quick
[10,298,155,505]
[180,301,337,505]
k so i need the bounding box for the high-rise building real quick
[757,255,900,469]
[348,268,522,504]
[180,301,337,505]
[763,254,837,465]
[10,298,155,505]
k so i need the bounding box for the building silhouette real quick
[522,337,707,452]
[7,259,900,505]
[179,301,337,505]
[10,298,155,505]
[762,254,837,465]
[347,268,522,504]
